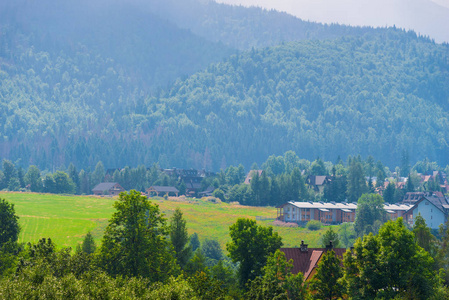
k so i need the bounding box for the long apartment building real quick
[277,201,412,225]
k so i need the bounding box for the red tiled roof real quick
[280,247,347,280]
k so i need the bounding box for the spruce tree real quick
[170,207,192,268]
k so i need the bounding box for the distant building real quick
[280,241,346,280]
[277,201,412,225]
[92,182,124,196]
[244,170,263,185]
[403,193,449,229]
[146,186,179,197]
[162,168,215,195]
[306,176,331,193]
[277,201,357,225]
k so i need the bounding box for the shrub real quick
[306,220,322,231]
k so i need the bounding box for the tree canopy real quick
[227,218,282,287]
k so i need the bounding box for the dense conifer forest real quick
[1,0,448,171]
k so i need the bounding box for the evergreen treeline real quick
[1,151,447,207]
[1,193,449,299]
[148,32,449,169]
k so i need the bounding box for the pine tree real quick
[81,232,96,254]
[170,207,192,268]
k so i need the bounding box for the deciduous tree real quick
[0,198,20,246]
[227,218,282,287]
[97,190,178,281]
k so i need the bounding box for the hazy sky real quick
[216,0,449,42]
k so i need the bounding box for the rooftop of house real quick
[307,175,329,186]
[92,182,123,192]
[280,241,347,280]
[244,170,263,184]
[279,201,412,212]
[147,186,179,193]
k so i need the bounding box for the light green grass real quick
[1,192,345,251]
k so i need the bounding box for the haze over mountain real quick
[0,0,447,171]
[217,0,449,43]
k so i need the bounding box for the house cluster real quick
[277,191,449,230]
[375,170,449,194]
[93,168,216,198]
[162,168,215,196]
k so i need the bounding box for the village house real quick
[162,168,214,196]
[280,241,346,280]
[146,186,179,197]
[244,170,263,184]
[306,175,331,193]
[277,201,357,225]
[277,201,412,225]
[92,182,124,196]
[403,193,449,229]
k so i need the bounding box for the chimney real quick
[300,240,308,253]
[326,241,333,250]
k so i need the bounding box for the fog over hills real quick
[217,0,449,43]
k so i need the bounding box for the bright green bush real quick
[306,220,322,231]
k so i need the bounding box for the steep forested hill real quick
[0,1,447,170]
[143,31,449,169]
[0,0,234,91]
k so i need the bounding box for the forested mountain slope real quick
[0,1,448,170]
[143,31,449,169]
[0,0,234,91]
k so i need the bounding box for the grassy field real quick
[0,192,343,251]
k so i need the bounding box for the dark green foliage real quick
[309,250,344,300]
[24,165,42,192]
[383,182,396,203]
[190,233,200,252]
[354,193,387,237]
[310,158,327,176]
[80,232,96,255]
[170,207,192,268]
[347,157,367,203]
[52,171,76,194]
[212,189,225,202]
[0,198,20,246]
[1,13,448,170]
[97,190,178,281]
[201,239,223,261]
[227,218,282,287]
[1,160,16,190]
[246,250,307,300]
[307,220,322,231]
[344,218,437,299]
[324,174,347,203]
[321,227,341,248]
[184,249,208,276]
[187,271,228,300]
[413,214,438,257]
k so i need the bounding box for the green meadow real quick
[1,192,341,251]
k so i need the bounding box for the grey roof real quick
[405,194,449,215]
[147,186,179,193]
[92,182,122,192]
